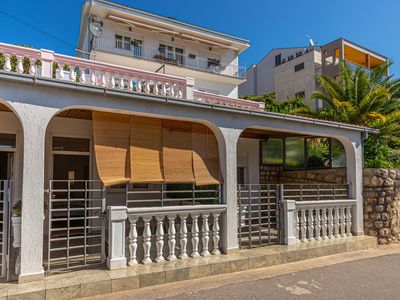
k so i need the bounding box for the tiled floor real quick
[0,236,377,300]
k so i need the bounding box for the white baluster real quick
[179,214,189,259]
[58,64,65,80]
[137,80,143,92]
[155,215,165,263]
[191,214,200,257]
[300,209,307,242]
[101,73,107,87]
[145,81,151,93]
[28,58,36,75]
[340,207,346,237]
[90,71,96,85]
[142,216,152,264]
[128,216,138,266]
[16,56,24,74]
[201,214,210,256]
[110,75,116,88]
[295,210,300,243]
[167,215,177,261]
[308,209,315,241]
[327,208,334,239]
[162,83,168,96]
[119,76,125,89]
[154,82,160,95]
[170,84,176,98]
[334,208,340,238]
[321,208,328,240]
[346,206,352,236]
[80,69,87,83]
[3,54,12,71]
[178,88,183,99]
[212,213,221,255]
[315,209,321,241]
[70,66,76,82]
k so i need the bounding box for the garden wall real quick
[260,166,400,244]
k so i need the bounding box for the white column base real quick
[107,257,127,270]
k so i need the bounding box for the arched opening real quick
[44,108,224,271]
[0,101,23,281]
[237,127,348,249]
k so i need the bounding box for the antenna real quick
[306,34,314,48]
[89,21,103,60]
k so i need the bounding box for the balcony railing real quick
[94,37,246,79]
[0,42,263,111]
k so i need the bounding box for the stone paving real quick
[0,236,376,300]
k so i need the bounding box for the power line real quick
[0,9,77,49]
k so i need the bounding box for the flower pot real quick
[12,215,21,248]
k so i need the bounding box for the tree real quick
[297,61,400,167]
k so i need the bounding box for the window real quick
[115,35,123,49]
[285,138,305,169]
[175,47,184,65]
[0,133,16,149]
[332,139,346,167]
[159,44,184,64]
[275,54,282,66]
[261,139,284,165]
[52,137,90,152]
[294,62,304,72]
[295,91,305,99]
[306,138,330,168]
[132,39,142,58]
[123,36,131,50]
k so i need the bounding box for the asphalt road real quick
[84,245,400,300]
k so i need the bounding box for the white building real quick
[0,1,373,286]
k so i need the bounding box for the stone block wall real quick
[363,169,400,244]
[259,166,400,244]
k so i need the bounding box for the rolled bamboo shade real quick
[192,123,222,186]
[162,119,195,183]
[92,111,130,186]
[130,116,164,183]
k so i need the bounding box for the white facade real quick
[78,0,249,98]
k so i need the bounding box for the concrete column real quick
[107,206,128,270]
[185,77,195,100]
[218,127,242,253]
[340,134,364,236]
[40,49,54,78]
[282,200,297,245]
[12,103,56,283]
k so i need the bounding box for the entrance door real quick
[48,152,105,271]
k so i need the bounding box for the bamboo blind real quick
[92,111,130,186]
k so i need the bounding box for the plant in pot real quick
[11,201,21,248]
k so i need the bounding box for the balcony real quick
[0,42,263,111]
[92,37,246,79]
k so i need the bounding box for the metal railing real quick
[282,184,350,201]
[0,181,11,279]
[94,37,246,78]
[46,180,106,272]
[126,183,222,208]
[237,184,280,249]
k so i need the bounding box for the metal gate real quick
[0,181,10,279]
[47,180,106,271]
[238,184,281,249]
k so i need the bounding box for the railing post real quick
[40,49,54,78]
[107,206,128,270]
[185,77,195,100]
[282,200,297,245]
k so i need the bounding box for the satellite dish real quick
[89,22,103,38]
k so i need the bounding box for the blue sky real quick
[1,0,399,77]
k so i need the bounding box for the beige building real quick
[239,38,388,109]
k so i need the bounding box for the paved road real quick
[85,245,400,300]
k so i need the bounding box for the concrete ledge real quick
[0,236,377,299]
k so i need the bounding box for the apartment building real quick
[239,38,388,109]
[77,0,249,98]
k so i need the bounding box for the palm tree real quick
[293,61,400,167]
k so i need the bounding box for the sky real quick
[0,0,399,77]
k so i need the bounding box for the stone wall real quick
[363,169,400,244]
[263,167,400,245]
